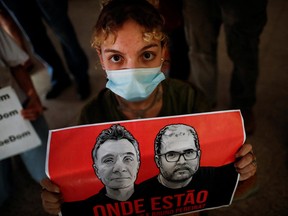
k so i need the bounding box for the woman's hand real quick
[234,143,257,181]
[40,178,62,215]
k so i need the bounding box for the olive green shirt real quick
[78,78,210,125]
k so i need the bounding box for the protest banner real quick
[46,110,245,215]
[0,86,41,160]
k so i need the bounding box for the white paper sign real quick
[0,86,41,160]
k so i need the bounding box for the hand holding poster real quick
[0,86,41,160]
[46,110,245,215]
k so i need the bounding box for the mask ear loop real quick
[95,62,108,80]
[160,57,169,75]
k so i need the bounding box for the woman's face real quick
[98,20,165,70]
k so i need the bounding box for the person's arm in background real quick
[10,64,46,121]
[0,24,45,121]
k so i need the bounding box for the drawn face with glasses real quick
[158,149,200,162]
[155,124,201,184]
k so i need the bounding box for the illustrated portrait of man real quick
[139,124,239,213]
[61,124,141,216]
[154,124,201,189]
[91,124,140,201]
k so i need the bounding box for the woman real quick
[41,0,257,215]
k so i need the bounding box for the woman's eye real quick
[143,52,155,61]
[110,55,122,63]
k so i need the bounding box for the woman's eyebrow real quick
[139,43,159,52]
[102,43,159,55]
[103,49,122,54]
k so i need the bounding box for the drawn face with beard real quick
[155,126,201,183]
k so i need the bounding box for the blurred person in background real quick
[0,26,48,206]
[182,0,268,134]
[1,0,91,100]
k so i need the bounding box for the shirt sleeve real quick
[0,27,29,68]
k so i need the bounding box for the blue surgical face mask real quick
[105,66,165,102]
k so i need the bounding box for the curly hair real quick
[91,0,167,50]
